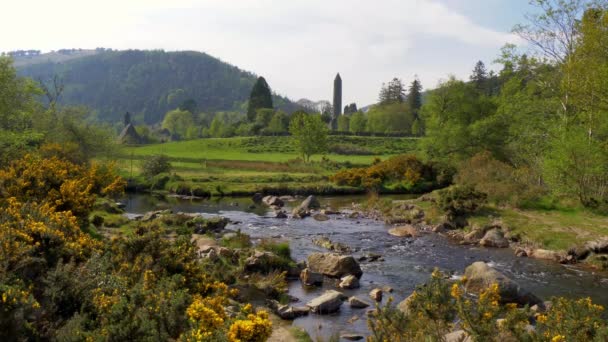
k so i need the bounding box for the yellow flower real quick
[551,335,566,342]
[536,314,548,324]
[450,283,462,299]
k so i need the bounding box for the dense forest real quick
[16,50,300,124]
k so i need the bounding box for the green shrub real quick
[141,154,171,178]
[437,185,487,218]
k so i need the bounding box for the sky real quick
[1,0,532,106]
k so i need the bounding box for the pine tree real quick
[379,78,405,105]
[247,77,273,122]
[470,61,488,91]
[407,78,422,118]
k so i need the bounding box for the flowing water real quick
[123,194,608,339]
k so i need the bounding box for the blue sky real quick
[1,0,534,106]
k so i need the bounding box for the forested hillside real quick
[16,49,298,124]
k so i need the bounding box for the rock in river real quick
[300,268,323,286]
[307,252,362,278]
[262,195,284,207]
[292,195,321,218]
[479,229,510,248]
[306,290,347,314]
[388,225,418,238]
[464,261,542,306]
[369,288,383,302]
[339,275,360,289]
[348,296,370,308]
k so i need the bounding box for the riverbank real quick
[364,192,608,271]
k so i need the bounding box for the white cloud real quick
[1,0,523,105]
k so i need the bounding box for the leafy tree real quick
[349,112,367,135]
[161,109,194,140]
[288,113,328,162]
[254,108,274,129]
[178,98,198,114]
[366,103,415,134]
[247,77,273,122]
[419,76,502,161]
[337,115,350,132]
[266,111,288,135]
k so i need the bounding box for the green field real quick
[116,136,419,195]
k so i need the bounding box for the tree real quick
[470,61,488,91]
[266,111,288,135]
[161,109,194,139]
[337,115,350,132]
[247,76,273,122]
[407,78,423,118]
[289,113,328,162]
[366,103,415,134]
[379,78,406,105]
[254,108,275,132]
[350,112,367,135]
[344,103,358,115]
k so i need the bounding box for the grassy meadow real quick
[115,136,419,195]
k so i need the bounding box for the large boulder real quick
[300,268,323,286]
[464,262,542,306]
[307,252,362,278]
[313,213,330,221]
[388,225,418,238]
[306,290,347,314]
[292,195,320,218]
[262,196,284,207]
[479,229,510,248]
[251,193,264,203]
[585,238,608,254]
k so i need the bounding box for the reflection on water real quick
[123,193,608,338]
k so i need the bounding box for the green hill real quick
[16,49,299,124]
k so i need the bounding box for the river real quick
[123,194,608,339]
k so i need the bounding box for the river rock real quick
[276,305,309,320]
[306,290,347,314]
[444,330,472,342]
[244,251,282,273]
[307,253,363,278]
[530,249,566,262]
[433,221,455,233]
[268,300,309,320]
[585,237,608,254]
[479,229,510,248]
[339,275,360,289]
[262,195,284,207]
[292,195,320,218]
[370,288,383,302]
[464,262,542,306]
[300,268,323,286]
[313,213,330,221]
[141,211,160,222]
[388,225,418,238]
[251,193,264,203]
[279,195,296,202]
[348,296,370,308]
[312,236,351,254]
[321,208,340,215]
[514,247,528,257]
[462,227,486,244]
[275,210,288,219]
[397,293,415,315]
